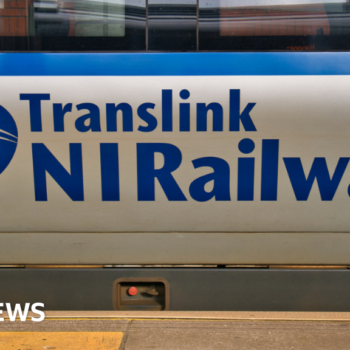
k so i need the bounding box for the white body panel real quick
[0,74,349,263]
[1,76,349,232]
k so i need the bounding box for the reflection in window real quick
[219,0,331,37]
[34,0,128,37]
[199,0,350,50]
[61,0,125,37]
[0,0,146,50]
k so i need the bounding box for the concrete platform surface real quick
[1,312,350,349]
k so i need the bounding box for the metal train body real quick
[0,52,349,265]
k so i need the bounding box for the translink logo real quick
[0,105,18,173]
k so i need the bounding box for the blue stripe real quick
[0,52,350,76]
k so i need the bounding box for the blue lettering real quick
[75,103,101,132]
[106,103,133,132]
[32,143,84,201]
[179,90,190,132]
[162,90,173,132]
[137,103,157,132]
[261,139,279,201]
[53,103,72,132]
[283,157,349,201]
[237,138,255,201]
[137,143,186,201]
[229,90,256,132]
[20,93,50,132]
[100,143,120,201]
[197,103,223,132]
[189,157,230,202]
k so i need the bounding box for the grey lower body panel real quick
[1,232,350,264]
[1,268,350,311]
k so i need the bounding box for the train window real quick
[199,0,350,51]
[1,0,350,51]
[148,0,197,51]
[63,0,125,37]
[0,0,146,51]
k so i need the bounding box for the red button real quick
[128,286,138,296]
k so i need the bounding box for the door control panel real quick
[113,278,169,310]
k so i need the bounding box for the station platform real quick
[1,311,350,349]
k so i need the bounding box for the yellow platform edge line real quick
[0,332,124,350]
